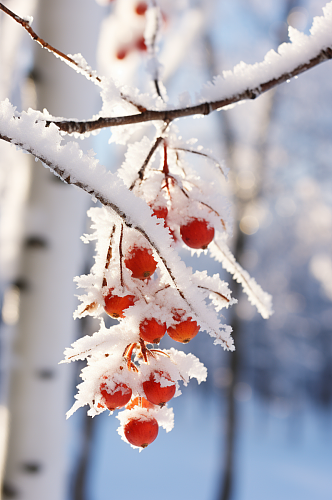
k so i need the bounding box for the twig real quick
[0,2,100,83]
[0,2,146,113]
[129,122,170,190]
[171,146,226,177]
[198,285,230,303]
[119,224,124,289]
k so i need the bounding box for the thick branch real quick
[48,46,332,133]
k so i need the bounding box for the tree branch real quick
[0,2,100,83]
[0,127,232,349]
[47,45,332,133]
[0,2,147,113]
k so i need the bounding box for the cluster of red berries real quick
[71,137,224,448]
[95,178,217,446]
[115,2,148,60]
[150,205,215,250]
[99,366,176,448]
[140,141,217,251]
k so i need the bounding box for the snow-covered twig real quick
[210,239,273,319]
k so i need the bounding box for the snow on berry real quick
[124,415,159,448]
[124,245,157,279]
[100,380,133,411]
[117,404,174,449]
[143,370,176,406]
[180,218,215,249]
[139,317,167,344]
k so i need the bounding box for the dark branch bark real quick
[0,2,146,113]
[47,46,332,133]
[0,1,100,82]
[1,2,332,134]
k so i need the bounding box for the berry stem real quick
[119,224,124,288]
[163,141,169,175]
[102,225,116,287]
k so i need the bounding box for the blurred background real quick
[0,0,331,499]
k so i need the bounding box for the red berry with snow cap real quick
[167,310,200,343]
[150,204,168,222]
[100,381,132,411]
[139,318,166,344]
[104,288,136,318]
[124,416,159,448]
[180,218,214,249]
[143,370,176,406]
[124,246,157,280]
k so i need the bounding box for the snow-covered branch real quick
[46,3,332,133]
[0,101,234,349]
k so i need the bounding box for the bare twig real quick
[0,2,101,83]
[129,121,170,191]
[0,2,146,113]
[171,147,226,177]
[198,286,230,303]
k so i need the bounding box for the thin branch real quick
[46,45,332,133]
[119,224,124,289]
[0,2,100,83]
[0,2,146,113]
[129,122,170,191]
[172,146,226,177]
[198,286,230,303]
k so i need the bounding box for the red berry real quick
[150,205,168,223]
[116,47,127,60]
[143,370,176,406]
[124,416,159,448]
[124,246,157,280]
[180,218,215,249]
[126,396,155,410]
[135,36,147,51]
[135,2,147,15]
[104,288,136,318]
[167,310,200,343]
[100,381,132,411]
[139,318,166,344]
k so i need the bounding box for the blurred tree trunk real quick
[2,1,103,498]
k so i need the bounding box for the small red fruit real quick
[104,288,136,318]
[116,47,128,60]
[180,218,215,249]
[135,36,147,51]
[135,2,148,15]
[143,370,176,406]
[150,205,168,223]
[124,246,157,280]
[139,318,166,344]
[167,310,200,343]
[100,381,132,411]
[124,416,159,448]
